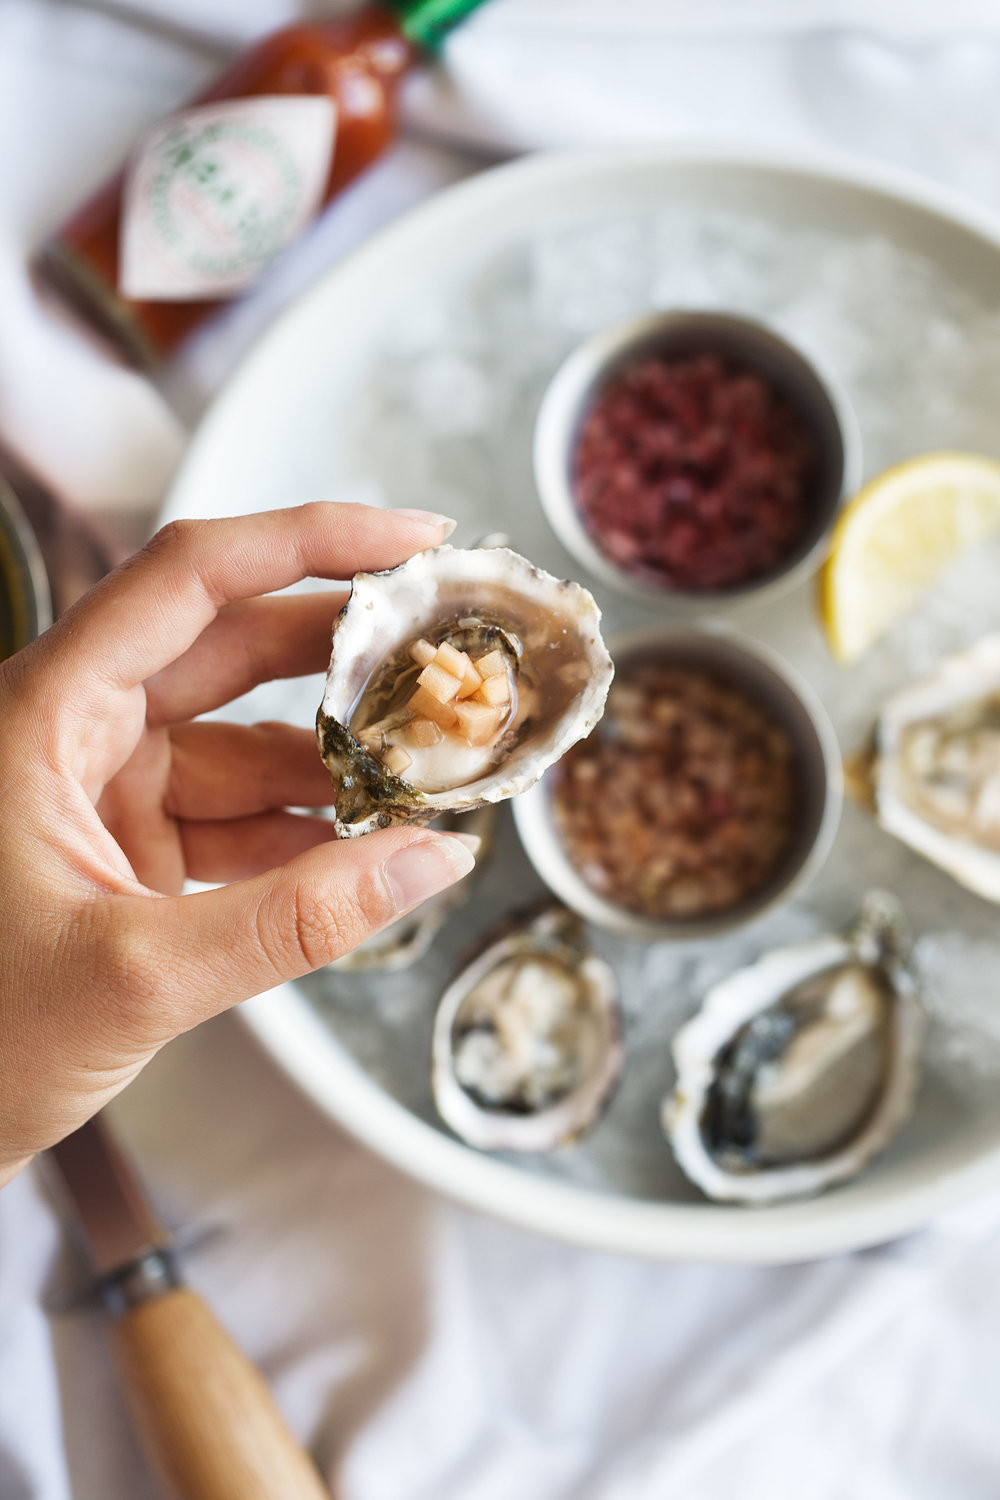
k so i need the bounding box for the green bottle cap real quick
[387,0,489,53]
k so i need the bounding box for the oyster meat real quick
[855,634,1000,901]
[318,545,613,837]
[432,906,624,1152]
[665,894,924,1203]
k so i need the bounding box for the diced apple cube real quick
[456,658,483,700]
[409,638,437,668]
[477,673,510,708]
[409,683,458,730]
[474,649,508,680]
[355,725,385,754]
[383,744,413,777]
[433,641,469,679]
[455,700,502,746]
[411,716,444,748]
[416,661,463,704]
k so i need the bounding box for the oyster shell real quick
[854,634,1000,901]
[432,905,624,1152]
[665,894,924,1203]
[317,545,613,837]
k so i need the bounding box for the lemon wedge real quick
[820,452,1000,664]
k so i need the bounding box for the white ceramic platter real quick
[163,145,1000,1262]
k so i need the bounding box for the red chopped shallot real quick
[572,352,815,592]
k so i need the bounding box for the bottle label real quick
[119,96,337,301]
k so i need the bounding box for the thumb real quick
[122,827,477,1033]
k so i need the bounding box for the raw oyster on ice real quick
[851,634,1000,902]
[317,545,613,837]
[432,905,624,1152]
[665,894,924,1204]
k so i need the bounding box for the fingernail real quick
[383,836,476,914]
[446,832,482,857]
[389,508,457,540]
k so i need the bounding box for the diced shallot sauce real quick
[552,662,798,919]
[572,352,815,593]
[354,637,516,790]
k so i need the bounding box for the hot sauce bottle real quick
[36,0,486,368]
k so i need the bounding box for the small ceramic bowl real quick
[512,625,842,941]
[533,309,862,612]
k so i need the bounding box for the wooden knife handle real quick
[110,1286,329,1500]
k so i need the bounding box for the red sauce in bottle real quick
[36,2,481,367]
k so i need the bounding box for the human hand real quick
[0,503,476,1183]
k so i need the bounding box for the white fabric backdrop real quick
[4,3,1000,1497]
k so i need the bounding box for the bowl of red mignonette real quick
[532,309,862,610]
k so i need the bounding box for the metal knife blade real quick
[46,1116,168,1278]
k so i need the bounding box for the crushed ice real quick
[287,206,1000,1193]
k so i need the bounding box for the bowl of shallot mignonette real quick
[512,625,842,942]
[533,309,861,611]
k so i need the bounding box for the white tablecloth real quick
[5,4,1000,1496]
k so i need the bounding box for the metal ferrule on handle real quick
[98,1246,182,1317]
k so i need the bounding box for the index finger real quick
[37,503,453,698]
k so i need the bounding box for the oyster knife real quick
[46,1117,328,1500]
